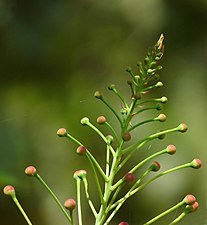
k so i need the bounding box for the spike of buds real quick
[25,166,37,176]
[76,146,87,156]
[57,128,67,137]
[64,198,76,211]
[190,159,202,169]
[166,144,176,155]
[97,116,106,125]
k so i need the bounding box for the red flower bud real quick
[76,146,87,156]
[3,185,16,198]
[122,132,131,142]
[64,198,76,211]
[119,222,129,225]
[190,159,202,169]
[124,173,135,183]
[25,166,37,176]
[183,194,196,205]
[150,161,161,172]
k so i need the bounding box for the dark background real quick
[0,0,206,224]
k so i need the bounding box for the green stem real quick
[13,197,33,225]
[35,174,71,223]
[83,178,98,218]
[128,118,157,132]
[144,201,185,224]
[101,97,123,126]
[76,179,83,225]
[105,121,120,145]
[169,211,188,225]
[112,88,129,110]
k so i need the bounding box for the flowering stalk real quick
[3,185,33,225]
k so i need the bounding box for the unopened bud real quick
[25,166,37,176]
[160,96,168,103]
[94,91,102,99]
[185,201,199,213]
[155,81,163,87]
[190,159,202,169]
[57,128,67,137]
[97,116,106,124]
[81,117,89,126]
[157,114,167,122]
[183,194,196,205]
[108,84,115,90]
[150,161,161,172]
[124,173,135,183]
[178,123,188,133]
[119,222,129,225]
[74,170,87,180]
[76,146,87,156]
[3,185,16,198]
[64,198,76,211]
[166,145,176,155]
[122,132,131,142]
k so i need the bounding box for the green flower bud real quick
[94,91,102,99]
[73,170,87,180]
[150,161,161,172]
[108,84,115,90]
[81,117,89,126]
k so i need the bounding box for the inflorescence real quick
[3,34,201,225]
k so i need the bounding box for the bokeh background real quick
[0,0,206,224]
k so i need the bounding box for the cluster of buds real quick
[2,34,202,225]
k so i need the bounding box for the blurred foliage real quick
[0,0,206,224]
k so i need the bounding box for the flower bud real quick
[157,130,166,140]
[178,123,188,133]
[57,128,67,137]
[81,117,89,126]
[134,93,141,100]
[166,145,176,155]
[25,166,37,176]
[106,135,114,144]
[119,222,129,225]
[94,91,102,99]
[124,173,135,183]
[76,146,87,156]
[190,159,202,169]
[160,96,168,103]
[108,84,115,90]
[3,185,16,198]
[150,161,161,172]
[185,201,199,213]
[156,103,162,110]
[97,116,106,125]
[157,114,167,122]
[122,132,131,142]
[74,170,87,180]
[64,198,76,211]
[155,81,163,87]
[183,194,196,205]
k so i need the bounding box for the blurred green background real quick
[0,0,206,224]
